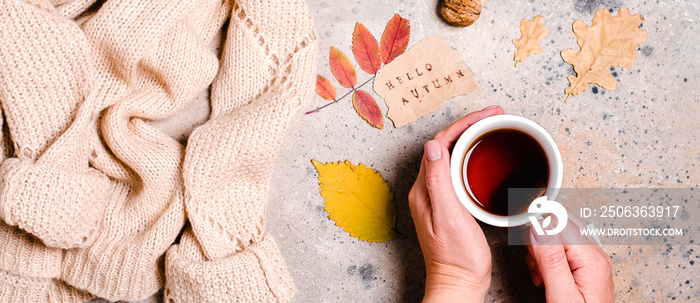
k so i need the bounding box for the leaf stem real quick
[564,93,571,103]
[306,76,376,114]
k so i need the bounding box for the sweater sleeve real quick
[163,0,318,301]
[0,0,115,251]
[165,229,296,302]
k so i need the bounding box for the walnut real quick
[439,0,482,27]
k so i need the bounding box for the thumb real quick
[528,228,583,302]
[423,140,462,216]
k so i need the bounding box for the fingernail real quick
[531,270,542,287]
[531,226,554,243]
[525,253,536,269]
[535,233,553,243]
[425,140,442,162]
[481,105,499,111]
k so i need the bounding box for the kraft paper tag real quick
[373,35,478,127]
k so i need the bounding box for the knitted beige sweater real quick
[0,0,317,302]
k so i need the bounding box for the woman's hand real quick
[526,210,614,302]
[409,105,504,302]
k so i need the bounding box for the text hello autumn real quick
[383,63,467,104]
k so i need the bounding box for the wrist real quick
[423,271,490,303]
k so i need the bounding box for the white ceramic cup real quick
[449,115,563,227]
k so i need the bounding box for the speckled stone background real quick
[98,0,698,302]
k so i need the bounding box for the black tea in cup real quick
[462,128,550,216]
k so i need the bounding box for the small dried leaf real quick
[380,14,410,64]
[315,75,337,100]
[352,23,382,75]
[312,160,397,243]
[513,15,548,67]
[329,47,357,88]
[352,90,384,129]
[562,8,647,100]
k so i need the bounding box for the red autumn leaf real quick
[380,14,410,64]
[329,47,357,88]
[352,90,384,129]
[315,75,337,100]
[352,23,382,75]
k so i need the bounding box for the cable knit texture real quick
[0,0,317,301]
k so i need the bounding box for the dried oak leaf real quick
[513,15,548,67]
[562,8,647,101]
[311,160,397,243]
[329,46,357,88]
[352,23,382,75]
[352,90,383,129]
[380,14,410,64]
[315,75,337,100]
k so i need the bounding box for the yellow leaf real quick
[561,8,647,101]
[311,159,397,242]
[513,15,548,67]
